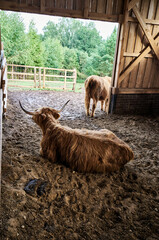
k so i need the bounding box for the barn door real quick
[111,0,159,96]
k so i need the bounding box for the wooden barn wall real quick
[117,0,159,91]
[0,0,124,22]
[110,0,159,115]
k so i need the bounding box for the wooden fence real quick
[7,64,77,91]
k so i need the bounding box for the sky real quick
[19,12,118,40]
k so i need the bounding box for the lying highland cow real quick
[85,75,111,117]
[19,101,134,173]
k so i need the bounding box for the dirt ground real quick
[1,89,159,240]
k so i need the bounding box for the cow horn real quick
[19,101,35,115]
[58,100,70,112]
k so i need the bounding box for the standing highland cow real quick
[85,75,111,117]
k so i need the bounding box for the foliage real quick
[43,38,64,68]
[25,21,45,66]
[0,11,117,80]
[0,11,27,64]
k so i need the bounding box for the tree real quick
[73,22,102,56]
[63,47,79,70]
[0,11,27,64]
[57,18,80,49]
[26,20,44,66]
[43,38,64,68]
[96,26,117,76]
[43,21,59,40]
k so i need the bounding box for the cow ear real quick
[41,113,46,120]
[54,112,60,119]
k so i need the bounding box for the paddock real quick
[1,0,159,239]
[2,89,159,239]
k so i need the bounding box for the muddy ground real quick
[1,89,159,240]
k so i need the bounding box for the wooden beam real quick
[0,1,30,10]
[44,8,83,18]
[132,5,159,60]
[119,34,159,84]
[117,0,129,85]
[128,0,139,11]
[123,52,153,58]
[112,88,159,94]
[88,12,118,22]
[128,17,159,25]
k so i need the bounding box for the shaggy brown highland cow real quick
[85,75,111,117]
[19,101,134,173]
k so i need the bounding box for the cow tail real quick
[88,79,97,89]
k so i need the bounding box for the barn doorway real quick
[0,10,118,114]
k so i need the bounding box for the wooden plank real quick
[140,0,156,89]
[84,0,89,18]
[7,72,34,76]
[116,0,124,15]
[97,0,106,14]
[88,12,118,21]
[114,88,159,94]
[66,0,74,9]
[112,24,124,87]
[128,0,143,88]
[135,0,150,89]
[39,67,41,88]
[40,0,45,12]
[8,85,35,88]
[91,0,97,12]
[124,21,137,88]
[56,0,66,9]
[106,0,113,15]
[128,17,159,25]
[118,0,129,87]
[44,7,83,18]
[128,0,139,11]
[8,79,35,82]
[133,5,159,60]
[34,67,36,88]
[64,70,66,90]
[43,68,45,88]
[147,0,159,88]
[127,22,139,89]
[75,0,82,11]
[124,52,153,58]
[119,34,159,84]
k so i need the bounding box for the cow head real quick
[19,100,70,127]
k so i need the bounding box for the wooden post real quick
[117,0,129,80]
[64,70,66,90]
[72,69,76,92]
[39,67,41,88]
[43,67,45,88]
[34,67,36,88]
[11,64,13,81]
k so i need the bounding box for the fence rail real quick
[7,64,77,91]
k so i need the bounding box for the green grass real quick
[8,80,84,93]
